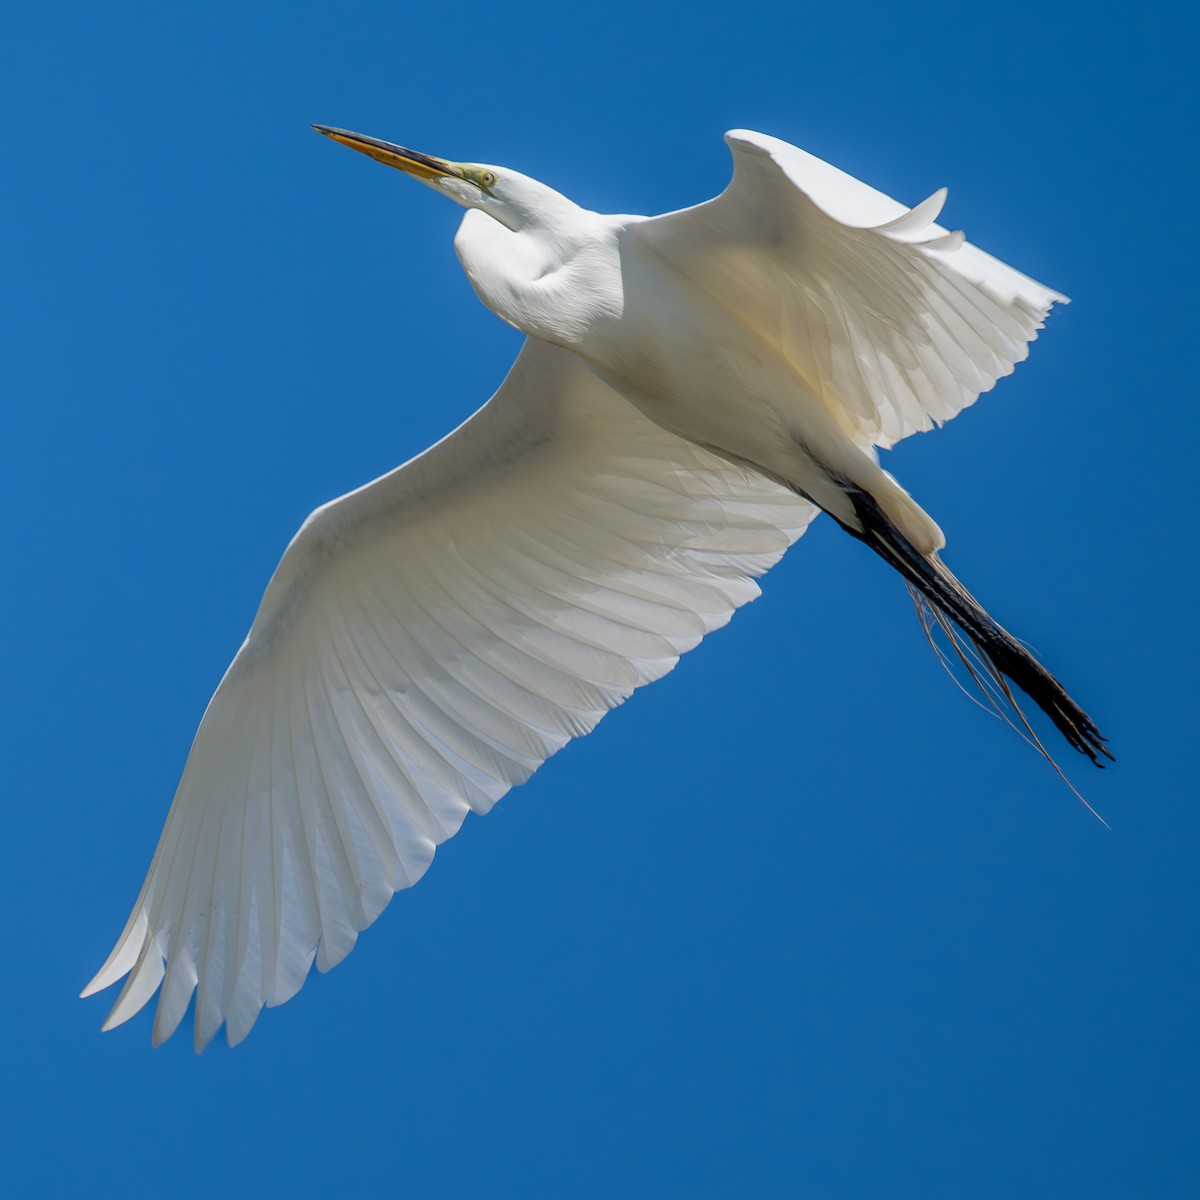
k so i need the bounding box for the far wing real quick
[634,129,1067,449]
[83,338,815,1049]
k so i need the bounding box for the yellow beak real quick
[312,125,457,182]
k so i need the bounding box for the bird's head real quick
[312,124,607,347]
[312,125,573,234]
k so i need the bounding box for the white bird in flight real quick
[84,125,1110,1050]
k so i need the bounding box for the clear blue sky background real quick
[4,2,1197,1196]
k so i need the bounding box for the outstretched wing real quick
[633,129,1067,450]
[83,338,815,1049]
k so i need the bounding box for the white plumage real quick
[639,133,1065,451]
[85,128,1100,1050]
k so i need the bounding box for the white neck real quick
[449,173,624,348]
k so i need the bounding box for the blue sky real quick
[4,1,1197,1196]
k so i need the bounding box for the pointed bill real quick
[311,125,456,181]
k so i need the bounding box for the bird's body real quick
[84,128,1109,1050]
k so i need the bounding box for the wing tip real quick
[723,128,776,156]
[81,907,151,998]
[80,974,109,1001]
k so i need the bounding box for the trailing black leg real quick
[833,484,1111,767]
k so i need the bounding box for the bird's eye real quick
[481,171,496,188]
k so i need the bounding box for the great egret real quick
[84,126,1109,1050]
